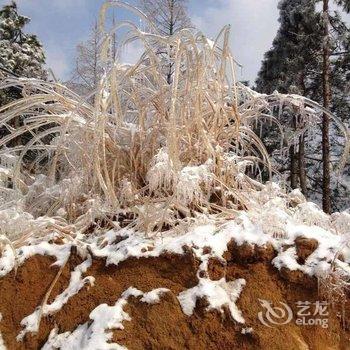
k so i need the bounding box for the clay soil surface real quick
[0,241,349,350]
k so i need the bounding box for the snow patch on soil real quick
[0,206,349,282]
[17,257,94,341]
[178,278,246,323]
[17,241,72,267]
[272,224,344,276]
[0,244,15,278]
[0,197,349,348]
[86,211,348,279]
[140,288,169,304]
[88,216,270,271]
[41,287,170,350]
[241,327,253,334]
[0,313,6,350]
[0,236,72,278]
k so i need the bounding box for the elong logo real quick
[257,299,329,329]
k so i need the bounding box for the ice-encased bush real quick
[0,1,349,242]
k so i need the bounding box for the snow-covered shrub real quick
[0,1,348,240]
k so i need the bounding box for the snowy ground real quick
[0,188,349,349]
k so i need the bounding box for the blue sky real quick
[1,0,280,84]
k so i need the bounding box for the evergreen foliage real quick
[256,0,350,211]
[0,1,46,80]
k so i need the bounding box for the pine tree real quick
[322,0,332,213]
[319,0,350,212]
[0,1,47,148]
[256,0,350,212]
[0,1,46,108]
[256,0,322,95]
[0,1,46,81]
[256,0,322,195]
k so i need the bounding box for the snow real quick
[110,207,348,281]
[17,257,94,341]
[175,162,213,205]
[140,288,170,304]
[87,216,271,276]
[178,278,246,323]
[0,200,348,350]
[293,202,330,228]
[0,185,349,347]
[0,313,6,350]
[1,195,349,283]
[42,287,169,350]
[0,244,15,278]
[17,241,72,267]
[0,3,46,79]
[272,223,343,277]
[0,228,109,282]
[147,148,176,193]
[241,327,253,335]
[0,208,56,241]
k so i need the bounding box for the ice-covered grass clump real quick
[0,1,348,244]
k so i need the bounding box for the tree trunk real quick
[322,0,331,213]
[290,147,298,190]
[298,72,307,197]
[299,135,307,196]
